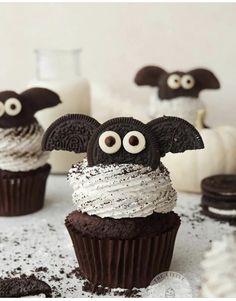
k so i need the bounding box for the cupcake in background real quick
[134,65,220,125]
[0,88,61,216]
[201,232,236,297]
[42,114,204,289]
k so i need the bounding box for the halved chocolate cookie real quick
[201,175,236,221]
[0,275,52,297]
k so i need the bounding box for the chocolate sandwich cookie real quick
[0,275,52,297]
[201,175,236,221]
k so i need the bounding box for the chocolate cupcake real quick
[134,65,220,125]
[42,114,204,289]
[0,88,61,216]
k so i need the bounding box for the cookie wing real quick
[134,65,166,87]
[42,114,100,153]
[147,116,204,156]
[188,68,220,90]
[21,88,61,114]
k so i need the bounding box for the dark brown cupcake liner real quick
[0,164,51,216]
[65,215,180,289]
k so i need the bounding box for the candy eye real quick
[5,98,22,116]
[167,74,181,89]
[0,102,5,117]
[99,131,121,154]
[123,131,146,154]
[181,74,195,89]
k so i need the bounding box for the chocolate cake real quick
[65,210,180,240]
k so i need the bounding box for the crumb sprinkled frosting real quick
[68,159,176,219]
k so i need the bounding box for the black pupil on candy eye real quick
[10,104,16,110]
[105,136,116,147]
[187,80,191,84]
[175,79,178,83]
[129,135,139,146]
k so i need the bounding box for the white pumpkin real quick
[162,111,236,193]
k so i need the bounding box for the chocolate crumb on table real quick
[82,280,141,297]
[35,267,49,273]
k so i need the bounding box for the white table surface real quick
[0,174,234,298]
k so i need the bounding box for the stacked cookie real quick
[201,175,236,222]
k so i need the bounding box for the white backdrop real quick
[0,3,235,126]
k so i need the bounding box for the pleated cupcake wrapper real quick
[0,164,51,216]
[65,217,180,289]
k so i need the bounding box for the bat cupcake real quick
[42,114,204,289]
[135,65,220,125]
[0,88,61,216]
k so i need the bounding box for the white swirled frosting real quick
[0,123,49,172]
[201,232,236,297]
[68,159,177,219]
[149,93,205,125]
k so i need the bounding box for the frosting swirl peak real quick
[0,122,49,172]
[68,159,177,219]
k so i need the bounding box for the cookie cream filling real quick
[22,294,46,298]
[201,232,236,297]
[68,159,177,219]
[0,123,49,172]
[148,93,205,125]
[208,207,236,216]
[218,192,236,196]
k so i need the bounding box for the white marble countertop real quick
[0,174,234,297]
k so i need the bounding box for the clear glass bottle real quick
[28,49,90,174]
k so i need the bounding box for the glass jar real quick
[28,49,91,174]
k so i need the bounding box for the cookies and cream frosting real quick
[149,93,205,125]
[68,159,177,219]
[0,122,49,172]
[201,232,236,297]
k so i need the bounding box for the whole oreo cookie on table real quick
[201,175,236,221]
[42,113,204,290]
